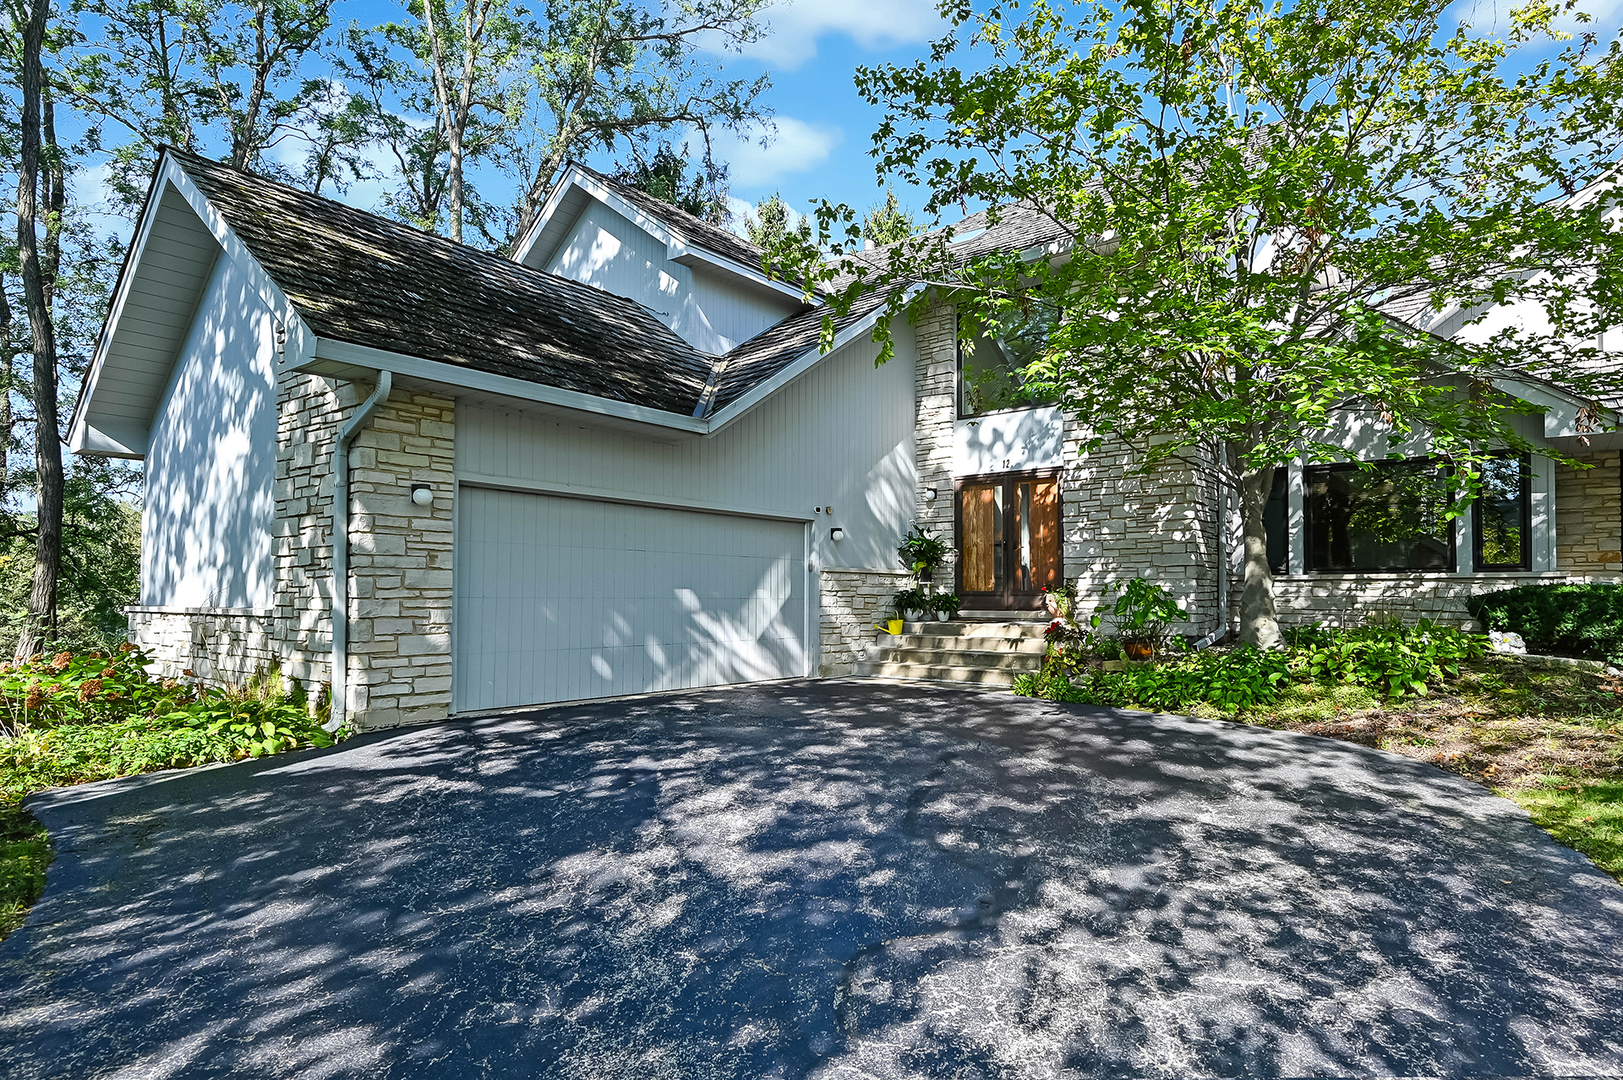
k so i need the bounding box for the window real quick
[1473,453,1531,571]
[1305,458,1454,572]
[956,309,1063,417]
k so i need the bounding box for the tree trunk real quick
[1234,456,1283,650]
[0,276,13,506]
[14,0,63,660]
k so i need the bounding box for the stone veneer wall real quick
[819,568,917,675]
[913,303,958,570]
[1058,421,1224,636]
[1555,449,1622,574]
[131,371,457,731]
[128,607,276,684]
[1268,572,1604,630]
[342,389,456,728]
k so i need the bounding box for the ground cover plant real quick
[0,647,340,940]
[1016,623,1622,879]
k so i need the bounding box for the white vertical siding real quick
[140,255,278,609]
[458,326,919,573]
[543,202,800,353]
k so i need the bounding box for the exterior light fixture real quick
[923,488,938,502]
[829,527,845,542]
[410,483,434,507]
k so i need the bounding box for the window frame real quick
[1302,456,1457,574]
[953,309,1062,420]
[1471,451,1532,572]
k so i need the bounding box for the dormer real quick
[511,162,811,355]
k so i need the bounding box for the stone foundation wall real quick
[127,607,277,685]
[819,568,917,675]
[1266,572,1609,630]
[1555,450,1621,574]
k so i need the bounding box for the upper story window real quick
[957,309,1063,417]
[1304,457,1454,572]
[1473,452,1531,571]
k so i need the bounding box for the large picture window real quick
[1473,453,1531,571]
[1305,458,1454,572]
[956,309,1063,417]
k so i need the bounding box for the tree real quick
[744,191,808,249]
[613,140,730,224]
[6,0,64,658]
[780,0,1623,648]
[66,0,343,211]
[381,0,525,244]
[504,0,772,247]
[861,188,916,246]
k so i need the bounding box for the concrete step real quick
[899,620,1048,639]
[851,660,1025,686]
[880,633,1047,654]
[869,647,1044,672]
[957,609,1049,623]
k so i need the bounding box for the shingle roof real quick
[174,150,714,414]
[708,289,894,412]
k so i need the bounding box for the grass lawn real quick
[1188,657,1623,878]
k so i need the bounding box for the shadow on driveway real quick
[2,679,1620,1078]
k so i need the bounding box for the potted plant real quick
[931,591,961,622]
[892,586,930,622]
[1102,578,1187,662]
[898,525,949,582]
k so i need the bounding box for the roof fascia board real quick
[515,165,806,304]
[154,156,317,372]
[306,339,709,435]
[704,286,921,436]
[508,162,591,266]
[67,161,173,454]
[1490,375,1616,438]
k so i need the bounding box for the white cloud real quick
[717,0,946,70]
[712,118,840,189]
[1450,0,1623,35]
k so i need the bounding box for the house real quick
[69,151,1622,728]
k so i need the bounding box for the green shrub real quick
[0,644,198,734]
[1286,618,1485,699]
[1466,583,1623,663]
[1036,646,1292,713]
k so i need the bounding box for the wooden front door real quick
[956,472,1062,609]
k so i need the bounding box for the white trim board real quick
[456,472,817,523]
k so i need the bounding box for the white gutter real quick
[330,370,392,730]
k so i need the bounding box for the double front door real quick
[956,471,1062,610]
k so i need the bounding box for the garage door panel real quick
[455,487,807,712]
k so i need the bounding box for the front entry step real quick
[852,619,1049,688]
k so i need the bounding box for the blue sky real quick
[71,0,1622,240]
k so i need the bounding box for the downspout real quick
[329,371,392,731]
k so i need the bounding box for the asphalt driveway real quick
[2,680,1621,1078]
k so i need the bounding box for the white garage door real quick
[454,486,810,713]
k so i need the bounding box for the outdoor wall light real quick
[829,527,845,542]
[923,487,938,502]
[410,483,434,507]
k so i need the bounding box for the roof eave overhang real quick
[511,164,810,305]
[301,339,710,435]
[68,151,318,459]
[301,293,906,439]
